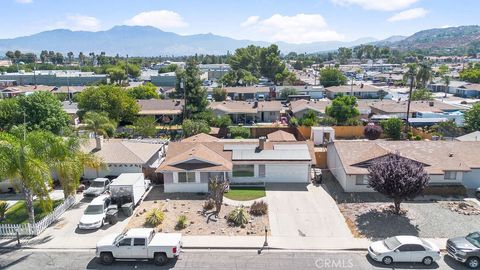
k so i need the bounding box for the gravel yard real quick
[126,187,269,236]
[339,200,480,240]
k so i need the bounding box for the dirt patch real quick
[126,187,269,236]
[441,201,480,215]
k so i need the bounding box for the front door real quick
[115,238,133,258]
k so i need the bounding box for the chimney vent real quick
[258,136,266,151]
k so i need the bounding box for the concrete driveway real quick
[25,195,131,249]
[266,183,352,238]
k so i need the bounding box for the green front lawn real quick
[1,200,63,224]
[224,187,266,201]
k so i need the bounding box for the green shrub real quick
[229,126,250,138]
[203,199,214,211]
[176,215,188,230]
[145,208,164,226]
[380,118,404,140]
[414,135,422,140]
[227,206,250,226]
[289,117,298,126]
[249,201,268,216]
[0,201,8,221]
[318,116,337,126]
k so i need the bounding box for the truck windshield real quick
[466,232,480,248]
[90,181,105,188]
[84,205,104,215]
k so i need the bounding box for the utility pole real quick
[350,76,354,96]
[405,71,415,128]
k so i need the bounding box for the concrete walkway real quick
[266,183,353,238]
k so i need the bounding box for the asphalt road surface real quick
[0,249,469,270]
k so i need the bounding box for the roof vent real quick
[448,153,454,157]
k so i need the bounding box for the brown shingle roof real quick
[209,101,283,114]
[289,99,331,114]
[82,139,162,164]
[332,141,480,175]
[267,130,296,142]
[223,86,271,94]
[370,100,465,114]
[325,84,380,93]
[182,133,219,142]
[137,99,184,115]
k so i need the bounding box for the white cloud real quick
[53,15,102,31]
[241,16,260,27]
[240,13,344,44]
[125,10,188,30]
[331,0,419,11]
[387,8,428,22]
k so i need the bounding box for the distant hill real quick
[0,25,478,56]
[0,25,374,56]
[389,25,480,53]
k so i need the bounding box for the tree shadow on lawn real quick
[356,209,420,240]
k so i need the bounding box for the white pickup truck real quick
[96,228,182,265]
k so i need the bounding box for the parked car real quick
[78,195,111,230]
[96,228,182,265]
[447,232,480,268]
[83,178,111,197]
[368,236,440,265]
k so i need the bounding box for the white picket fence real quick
[0,196,76,237]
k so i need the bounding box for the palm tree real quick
[415,62,432,89]
[0,130,54,225]
[82,111,116,138]
[443,75,450,98]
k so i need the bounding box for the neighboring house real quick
[136,99,184,124]
[82,137,165,181]
[455,131,480,142]
[369,100,465,119]
[209,100,284,124]
[427,81,469,95]
[157,133,315,193]
[150,72,177,87]
[372,73,404,85]
[266,130,296,142]
[0,71,106,86]
[0,85,55,98]
[289,99,331,119]
[325,84,383,99]
[327,140,480,192]
[198,64,231,80]
[456,83,480,98]
[275,85,325,99]
[61,101,80,126]
[220,86,273,101]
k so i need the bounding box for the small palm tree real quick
[443,75,450,98]
[82,111,116,138]
[0,129,54,225]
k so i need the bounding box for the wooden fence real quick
[0,196,75,237]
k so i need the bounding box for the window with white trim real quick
[444,171,457,180]
[232,165,254,177]
[178,172,196,183]
[355,175,368,185]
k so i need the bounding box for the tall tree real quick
[127,83,159,99]
[415,61,432,89]
[82,111,116,137]
[368,153,430,214]
[464,103,480,132]
[176,60,208,117]
[319,67,347,87]
[325,95,359,124]
[337,47,352,64]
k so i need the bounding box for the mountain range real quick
[0,25,478,56]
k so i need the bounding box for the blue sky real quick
[3,0,479,43]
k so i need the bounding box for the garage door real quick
[265,164,309,182]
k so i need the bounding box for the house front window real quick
[232,165,255,177]
[355,175,368,185]
[444,171,457,180]
[207,172,224,181]
[178,172,196,183]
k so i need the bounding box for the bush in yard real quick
[203,199,215,211]
[227,206,250,226]
[145,208,165,226]
[229,126,250,139]
[380,118,404,140]
[289,117,298,127]
[176,215,188,230]
[363,123,383,140]
[0,201,7,221]
[249,201,268,216]
[368,153,430,214]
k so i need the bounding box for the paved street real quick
[0,249,468,270]
[266,183,352,238]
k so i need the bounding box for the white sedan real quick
[368,236,441,265]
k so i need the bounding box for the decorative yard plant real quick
[368,153,430,214]
[227,206,250,226]
[249,201,268,216]
[363,123,383,140]
[176,215,188,230]
[145,208,165,226]
[202,199,215,211]
[0,200,7,221]
[208,177,229,217]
